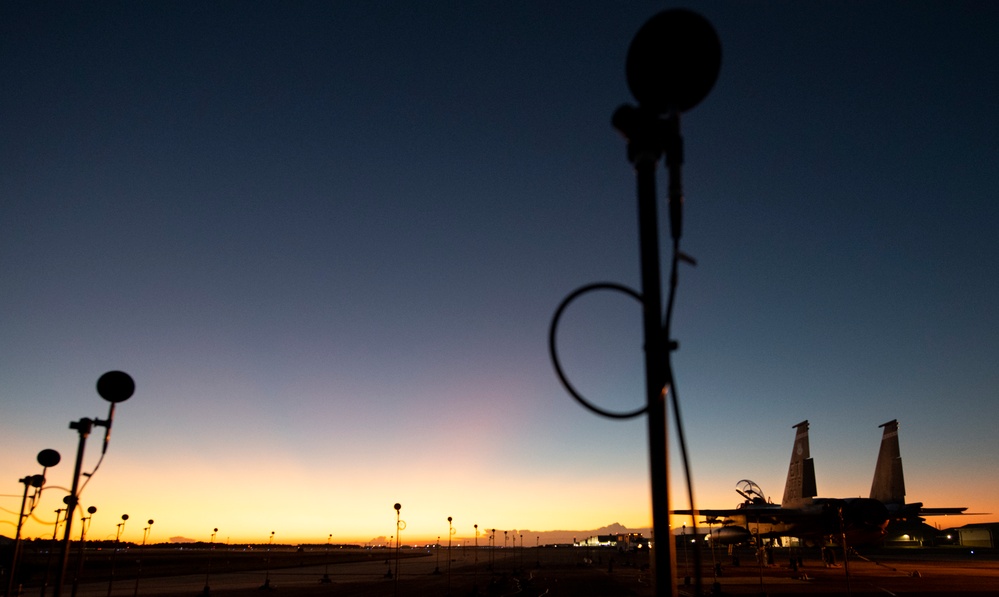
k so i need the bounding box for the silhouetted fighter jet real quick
[676,420,972,547]
[676,421,889,546]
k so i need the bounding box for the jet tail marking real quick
[782,420,818,508]
[870,419,905,505]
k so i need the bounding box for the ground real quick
[6,544,998,596]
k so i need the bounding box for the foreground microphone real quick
[95,371,135,453]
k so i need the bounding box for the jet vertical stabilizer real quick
[869,419,970,521]
[870,419,905,504]
[782,420,817,508]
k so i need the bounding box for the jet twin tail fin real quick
[869,419,973,518]
[870,419,905,505]
[781,420,818,508]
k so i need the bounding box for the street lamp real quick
[548,9,720,597]
[55,371,135,597]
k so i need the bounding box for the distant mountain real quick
[168,536,198,543]
[492,523,651,546]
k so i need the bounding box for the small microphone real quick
[95,371,135,454]
[101,404,116,454]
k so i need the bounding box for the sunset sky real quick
[3,2,997,546]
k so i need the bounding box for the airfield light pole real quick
[473,525,479,589]
[106,513,128,597]
[41,507,66,597]
[321,533,333,584]
[504,530,509,572]
[201,528,217,596]
[447,517,454,594]
[393,503,403,596]
[681,524,690,586]
[54,371,135,597]
[6,449,61,597]
[70,507,97,597]
[260,531,275,590]
[757,526,766,595]
[132,519,153,597]
[8,473,43,595]
[707,527,720,595]
[520,534,524,571]
[549,9,720,597]
[838,508,852,594]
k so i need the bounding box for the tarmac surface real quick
[7,545,998,596]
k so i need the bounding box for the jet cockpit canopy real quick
[735,479,770,507]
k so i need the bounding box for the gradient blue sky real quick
[3,2,997,544]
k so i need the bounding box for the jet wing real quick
[919,507,968,515]
[886,501,971,520]
[673,506,806,524]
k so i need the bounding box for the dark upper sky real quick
[2,2,997,542]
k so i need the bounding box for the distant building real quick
[882,521,998,548]
[944,523,997,548]
[577,533,648,551]
[883,519,942,546]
